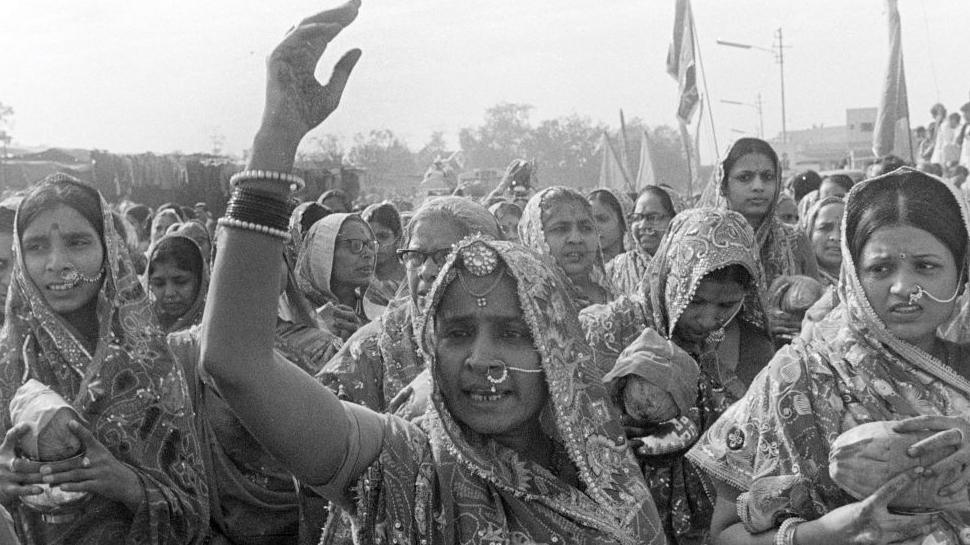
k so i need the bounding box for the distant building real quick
[770,107,883,172]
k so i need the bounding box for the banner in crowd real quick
[872,0,912,161]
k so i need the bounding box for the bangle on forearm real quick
[737,492,755,534]
[774,516,805,545]
[225,187,293,233]
[230,169,306,191]
[218,217,290,241]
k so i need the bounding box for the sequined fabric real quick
[688,169,970,542]
[0,174,207,544]
[326,236,666,545]
[586,208,768,544]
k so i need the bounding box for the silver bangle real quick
[775,516,805,545]
[736,492,755,534]
[229,169,306,191]
[217,217,290,241]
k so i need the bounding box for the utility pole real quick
[776,28,787,143]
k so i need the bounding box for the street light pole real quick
[776,28,787,143]
[720,96,764,138]
[717,30,788,143]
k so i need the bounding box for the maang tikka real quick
[458,241,503,307]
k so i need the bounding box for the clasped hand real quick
[0,421,142,511]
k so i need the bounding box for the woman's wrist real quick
[248,126,304,173]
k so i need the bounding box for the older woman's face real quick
[368,220,399,266]
[330,220,377,290]
[819,179,847,199]
[542,200,598,278]
[859,225,959,352]
[22,205,104,315]
[435,271,546,442]
[811,202,844,273]
[631,193,673,255]
[405,218,462,308]
[725,153,777,224]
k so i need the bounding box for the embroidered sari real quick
[584,209,771,544]
[0,175,207,544]
[699,139,816,287]
[322,237,665,544]
[519,186,615,308]
[688,169,970,542]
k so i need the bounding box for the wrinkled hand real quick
[0,424,43,506]
[812,468,932,544]
[895,415,970,497]
[39,420,143,511]
[260,0,362,142]
[318,303,361,340]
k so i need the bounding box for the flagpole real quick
[905,110,915,164]
[690,6,719,155]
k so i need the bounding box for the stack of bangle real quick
[218,186,294,241]
[774,516,805,545]
[230,169,306,191]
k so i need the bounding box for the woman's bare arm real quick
[200,1,366,484]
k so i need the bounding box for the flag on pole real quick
[872,0,912,161]
[667,0,700,124]
[618,109,633,181]
[598,132,631,192]
[635,129,657,191]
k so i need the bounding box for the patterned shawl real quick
[698,139,814,286]
[145,232,210,334]
[331,236,665,545]
[688,168,970,540]
[519,186,615,307]
[594,208,769,544]
[582,208,768,364]
[0,175,207,544]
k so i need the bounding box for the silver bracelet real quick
[230,169,306,191]
[736,492,756,534]
[775,516,805,545]
[217,217,290,241]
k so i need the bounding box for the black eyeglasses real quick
[396,247,452,267]
[337,238,379,255]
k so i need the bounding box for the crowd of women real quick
[2,2,970,544]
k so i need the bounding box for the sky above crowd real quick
[2,0,968,163]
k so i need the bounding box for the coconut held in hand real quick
[603,328,701,424]
[9,379,83,461]
[828,420,970,511]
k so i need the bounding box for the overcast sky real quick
[2,0,968,163]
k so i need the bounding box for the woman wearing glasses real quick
[317,197,500,413]
[607,186,678,297]
[295,213,377,340]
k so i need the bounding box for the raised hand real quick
[252,0,363,172]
